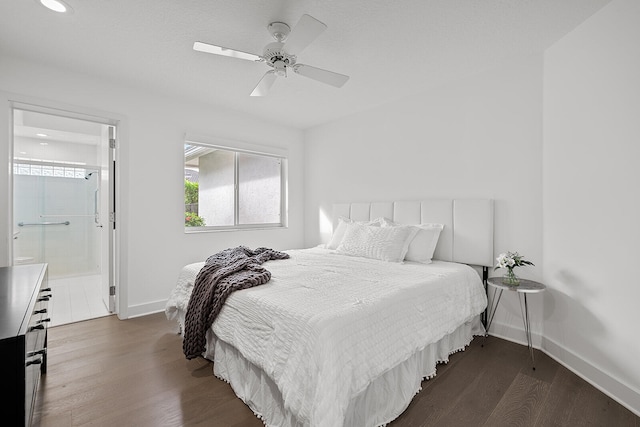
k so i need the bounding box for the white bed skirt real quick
[207,316,485,427]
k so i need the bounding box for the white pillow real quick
[336,222,418,262]
[326,216,385,250]
[380,219,444,263]
[404,223,444,264]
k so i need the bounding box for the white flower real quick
[496,253,510,268]
[495,250,534,271]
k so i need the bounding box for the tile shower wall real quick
[14,174,100,279]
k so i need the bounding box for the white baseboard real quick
[124,299,167,319]
[541,335,640,418]
[486,319,543,349]
[488,321,640,417]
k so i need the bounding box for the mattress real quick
[166,247,487,426]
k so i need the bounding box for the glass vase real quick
[502,269,520,286]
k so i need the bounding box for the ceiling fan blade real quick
[193,42,262,62]
[250,71,278,96]
[293,64,349,88]
[284,14,327,54]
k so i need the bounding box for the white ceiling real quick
[0,0,611,130]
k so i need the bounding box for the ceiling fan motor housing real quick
[263,42,296,76]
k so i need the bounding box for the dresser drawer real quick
[0,264,49,427]
[32,287,51,355]
[25,327,45,427]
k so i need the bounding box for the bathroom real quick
[12,108,114,325]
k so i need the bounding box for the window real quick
[184,140,287,231]
[14,162,90,179]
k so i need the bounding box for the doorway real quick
[12,106,117,326]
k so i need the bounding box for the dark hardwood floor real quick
[33,312,639,427]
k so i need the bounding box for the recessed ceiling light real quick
[40,142,49,146]
[38,0,73,13]
[36,133,48,137]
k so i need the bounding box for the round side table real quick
[485,277,546,369]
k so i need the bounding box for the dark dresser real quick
[0,264,50,426]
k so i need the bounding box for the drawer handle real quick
[38,296,51,302]
[26,358,43,367]
[29,324,45,331]
[38,318,51,324]
[27,349,46,357]
[34,309,48,314]
[41,287,52,292]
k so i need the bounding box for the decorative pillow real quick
[380,219,444,263]
[336,222,418,262]
[326,216,384,250]
[403,223,444,264]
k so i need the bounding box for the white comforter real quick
[166,247,487,427]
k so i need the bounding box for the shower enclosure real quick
[14,167,101,277]
[12,107,116,323]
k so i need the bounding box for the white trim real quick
[542,335,640,417]
[488,327,640,417]
[126,300,167,319]
[487,319,543,349]
[2,91,126,320]
[184,132,288,158]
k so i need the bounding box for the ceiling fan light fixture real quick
[273,61,287,77]
[38,0,73,13]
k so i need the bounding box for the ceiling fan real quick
[193,14,350,96]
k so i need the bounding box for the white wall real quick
[304,54,544,343]
[0,55,305,318]
[543,0,640,414]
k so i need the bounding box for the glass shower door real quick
[13,168,45,267]
[13,165,100,279]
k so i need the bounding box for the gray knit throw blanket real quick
[182,246,290,359]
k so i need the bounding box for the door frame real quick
[4,94,123,317]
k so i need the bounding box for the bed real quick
[166,199,494,426]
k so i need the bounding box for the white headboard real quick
[331,199,494,267]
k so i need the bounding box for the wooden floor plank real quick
[33,313,640,427]
[427,336,530,426]
[484,372,550,427]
